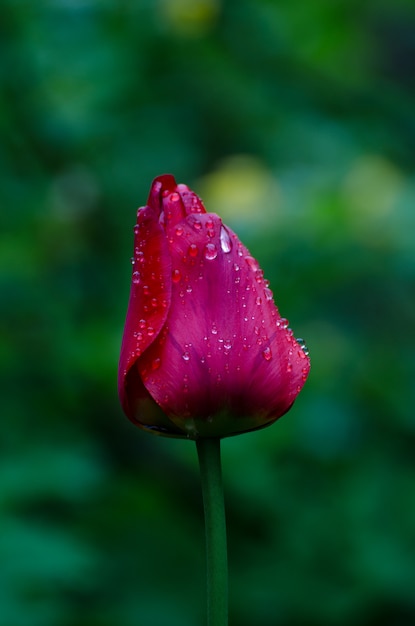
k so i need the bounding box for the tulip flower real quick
[118,174,310,439]
[118,174,310,626]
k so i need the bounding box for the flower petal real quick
[135,212,310,438]
[118,204,172,419]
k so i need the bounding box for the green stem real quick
[196,438,228,626]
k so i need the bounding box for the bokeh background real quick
[1,0,415,624]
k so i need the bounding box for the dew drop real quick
[223,339,232,350]
[134,224,140,235]
[206,220,215,238]
[255,270,264,284]
[151,298,158,308]
[132,271,141,284]
[130,257,135,265]
[182,351,190,362]
[277,318,289,329]
[264,287,273,301]
[172,269,181,283]
[296,338,310,356]
[152,358,161,370]
[188,243,198,257]
[175,226,184,236]
[220,226,232,253]
[169,192,180,202]
[147,326,155,337]
[234,263,240,272]
[193,220,202,231]
[143,285,150,295]
[255,296,262,306]
[204,243,218,260]
[262,346,272,361]
[211,324,218,335]
[286,362,292,373]
[139,319,147,329]
[245,255,259,272]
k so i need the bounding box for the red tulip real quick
[118,175,310,439]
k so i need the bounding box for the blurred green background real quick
[1,0,415,624]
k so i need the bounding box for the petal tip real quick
[152,174,177,191]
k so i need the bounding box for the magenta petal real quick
[118,204,172,419]
[136,212,310,438]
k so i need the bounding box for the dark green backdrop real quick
[1,1,415,624]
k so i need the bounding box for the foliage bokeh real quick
[1,1,415,624]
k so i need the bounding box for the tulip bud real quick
[118,175,310,439]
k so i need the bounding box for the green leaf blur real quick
[1,0,414,624]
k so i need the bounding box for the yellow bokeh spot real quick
[160,0,219,35]
[197,155,280,232]
[342,154,403,219]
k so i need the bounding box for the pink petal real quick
[135,212,310,438]
[118,204,172,419]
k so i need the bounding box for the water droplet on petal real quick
[262,346,272,361]
[255,270,264,284]
[147,326,155,337]
[172,269,181,283]
[132,271,141,284]
[234,263,240,272]
[296,338,310,356]
[139,319,146,329]
[264,287,273,301]
[152,358,161,370]
[245,255,259,272]
[130,257,135,265]
[182,351,190,361]
[175,226,184,236]
[188,243,198,257]
[223,339,232,350]
[143,285,150,295]
[211,324,218,335]
[286,362,292,372]
[277,318,289,329]
[169,192,180,202]
[255,296,262,306]
[151,298,158,308]
[220,226,232,253]
[204,243,218,260]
